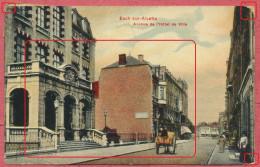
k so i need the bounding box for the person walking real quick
[238,132,248,162]
[218,135,227,153]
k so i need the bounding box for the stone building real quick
[218,111,227,135]
[4,6,95,152]
[225,6,255,159]
[158,66,189,138]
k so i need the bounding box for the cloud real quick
[75,6,234,124]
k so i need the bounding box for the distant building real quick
[5,6,95,152]
[197,122,219,137]
[225,6,255,158]
[197,126,211,137]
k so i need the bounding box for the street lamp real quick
[54,97,59,132]
[54,98,59,109]
[104,109,108,128]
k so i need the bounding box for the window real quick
[16,6,32,18]
[82,67,90,80]
[82,20,87,31]
[72,41,79,53]
[160,86,164,99]
[36,45,48,63]
[15,35,30,62]
[53,54,62,68]
[53,7,61,37]
[71,60,79,70]
[83,42,89,58]
[72,12,77,24]
[17,6,26,16]
[37,6,45,28]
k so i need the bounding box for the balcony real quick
[7,61,91,89]
[152,96,158,103]
[158,98,167,104]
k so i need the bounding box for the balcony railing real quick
[7,61,91,89]
[9,62,32,72]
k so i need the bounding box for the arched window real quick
[45,91,59,131]
[10,89,29,126]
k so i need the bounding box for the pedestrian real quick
[238,132,248,162]
[218,135,227,153]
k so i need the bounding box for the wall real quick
[95,65,153,136]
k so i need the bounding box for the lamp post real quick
[54,98,59,131]
[104,109,107,128]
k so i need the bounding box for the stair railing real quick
[38,126,59,150]
[87,129,107,146]
[6,126,59,153]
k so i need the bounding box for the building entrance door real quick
[64,95,76,140]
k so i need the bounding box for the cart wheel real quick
[156,144,159,154]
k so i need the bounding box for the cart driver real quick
[161,126,168,138]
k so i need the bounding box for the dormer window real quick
[82,20,87,32]
[72,12,77,24]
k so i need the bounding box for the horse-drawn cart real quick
[155,131,176,154]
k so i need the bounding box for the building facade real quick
[95,54,158,142]
[196,122,219,137]
[95,54,189,143]
[225,6,255,159]
[5,6,95,152]
[218,111,227,135]
[158,66,189,138]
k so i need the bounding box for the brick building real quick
[4,6,95,152]
[95,54,158,142]
[95,54,189,142]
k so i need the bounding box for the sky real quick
[75,6,236,125]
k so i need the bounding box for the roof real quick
[104,56,149,69]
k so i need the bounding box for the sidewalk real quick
[207,144,243,165]
[5,140,192,165]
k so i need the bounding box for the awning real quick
[181,126,192,135]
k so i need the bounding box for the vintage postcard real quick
[1,0,259,166]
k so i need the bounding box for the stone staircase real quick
[59,141,104,152]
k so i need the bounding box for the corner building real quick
[4,6,95,152]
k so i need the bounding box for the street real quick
[79,137,217,165]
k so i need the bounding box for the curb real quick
[206,144,217,165]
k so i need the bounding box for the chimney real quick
[119,54,126,65]
[138,54,144,62]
